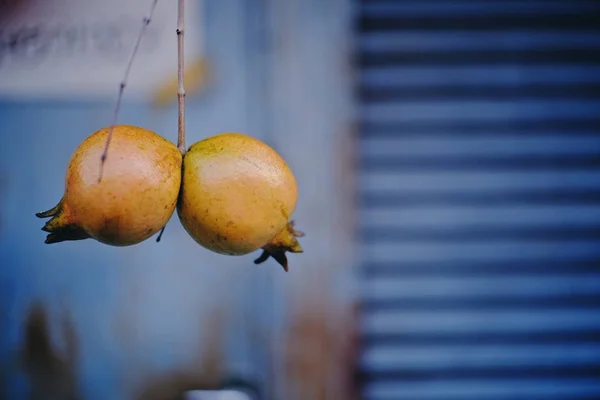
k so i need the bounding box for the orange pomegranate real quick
[36,125,182,246]
[177,133,303,270]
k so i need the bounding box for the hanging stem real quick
[177,0,187,155]
[155,0,185,244]
[156,226,166,242]
[99,0,159,183]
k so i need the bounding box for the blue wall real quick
[0,1,281,398]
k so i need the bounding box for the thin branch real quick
[98,0,160,183]
[156,0,185,245]
[177,0,187,155]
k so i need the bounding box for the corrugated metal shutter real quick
[356,1,600,399]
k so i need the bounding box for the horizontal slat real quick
[363,295,600,312]
[361,83,600,101]
[360,118,600,137]
[360,365,600,383]
[361,343,600,371]
[362,258,600,278]
[362,309,600,336]
[360,206,600,230]
[362,275,600,302]
[360,154,600,172]
[362,330,600,348]
[361,226,600,242]
[361,136,600,157]
[359,14,600,33]
[358,168,600,196]
[360,31,600,53]
[363,378,600,400]
[361,189,600,207]
[362,241,600,263]
[362,100,600,123]
[361,66,600,88]
[359,48,600,66]
[360,171,600,193]
[360,1,599,17]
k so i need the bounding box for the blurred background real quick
[1,0,600,399]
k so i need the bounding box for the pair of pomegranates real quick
[36,125,303,271]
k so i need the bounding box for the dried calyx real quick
[254,220,305,272]
[36,200,90,244]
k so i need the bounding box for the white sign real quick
[185,390,255,400]
[0,0,204,100]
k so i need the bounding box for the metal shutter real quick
[356,1,600,400]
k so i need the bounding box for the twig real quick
[177,0,187,155]
[154,0,185,245]
[98,0,159,183]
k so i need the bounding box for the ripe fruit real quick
[177,133,303,270]
[36,125,182,246]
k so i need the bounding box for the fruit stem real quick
[177,0,187,156]
[156,226,166,242]
[98,0,159,183]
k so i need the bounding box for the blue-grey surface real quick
[0,1,283,398]
[3,0,600,399]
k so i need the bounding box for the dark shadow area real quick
[19,301,81,400]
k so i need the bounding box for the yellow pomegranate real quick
[177,133,303,270]
[36,125,182,246]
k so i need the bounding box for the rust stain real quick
[281,281,360,400]
[132,306,226,400]
[19,301,81,400]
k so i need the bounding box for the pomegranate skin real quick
[36,125,182,246]
[177,133,298,256]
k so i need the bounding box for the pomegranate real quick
[177,132,303,270]
[36,125,182,246]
